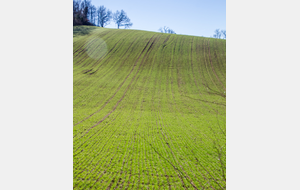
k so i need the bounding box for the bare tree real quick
[158,26,176,34]
[97,6,112,27]
[73,0,80,25]
[113,10,133,29]
[221,30,226,39]
[80,0,91,21]
[89,5,96,25]
[213,29,222,39]
[73,0,93,26]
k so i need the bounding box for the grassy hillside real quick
[73,25,226,189]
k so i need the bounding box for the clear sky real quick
[90,0,226,37]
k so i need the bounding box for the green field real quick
[73,26,226,189]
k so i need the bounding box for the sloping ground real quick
[73,26,226,189]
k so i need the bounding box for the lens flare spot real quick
[85,37,108,60]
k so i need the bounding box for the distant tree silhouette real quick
[97,6,112,27]
[90,5,96,25]
[159,26,176,34]
[81,0,91,20]
[73,0,94,26]
[221,30,226,39]
[113,10,133,29]
[213,29,222,39]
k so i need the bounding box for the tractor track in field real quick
[87,33,140,76]
[207,41,226,91]
[73,36,141,124]
[75,37,122,79]
[73,34,154,128]
[73,31,122,88]
[90,69,147,189]
[74,31,118,66]
[85,116,134,189]
[111,54,154,190]
[175,37,207,115]
[209,40,226,77]
[145,46,176,189]
[95,34,163,185]
[159,73,206,189]
[148,54,191,189]
[190,37,218,113]
[73,74,139,155]
[76,35,161,139]
[212,43,226,80]
[202,40,221,93]
[165,37,224,189]
[79,31,130,69]
[73,33,140,102]
[73,30,111,59]
[73,33,143,109]
[74,108,132,188]
[160,36,199,189]
[138,42,164,189]
[73,34,155,129]
[157,112,199,190]
[186,38,225,109]
[73,34,159,159]
[87,31,133,69]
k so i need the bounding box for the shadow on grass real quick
[73,26,97,37]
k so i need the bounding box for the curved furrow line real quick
[72,45,146,151]
[73,29,116,60]
[175,37,215,116]
[74,105,133,183]
[165,36,226,189]
[73,33,144,109]
[76,114,132,189]
[86,32,141,78]
[160,109,224,189]
[73,91,136,173]
[78,30,129,69]
[74,34,160,139]
[73,62,146,166]
[73,114,124,189]
[140,40,170,189]
[210,40,226,81]
[150,44,190,189]
[73,31,122,88]
[207,41,226,91]
[132,36,178,189]
[157,110,199,190]
[73,90,131,150]
[103,59,153,189]
[189,37,218,112]
[73,34,157,129]
[202,39,221,93]
[190,38,225,113]
[108,39,161,189]
[73,32,139,99]
[73,32,139,107]
[84,30,134,69]
[73,30,118,67]
[89,80,145,189]
[73,29,111,60]
[163,61,211,189]
[161,39,207,189]
[73,34,157,131]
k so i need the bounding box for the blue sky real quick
[90,0,226,37]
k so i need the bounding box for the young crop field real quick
[73,26,226,189]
